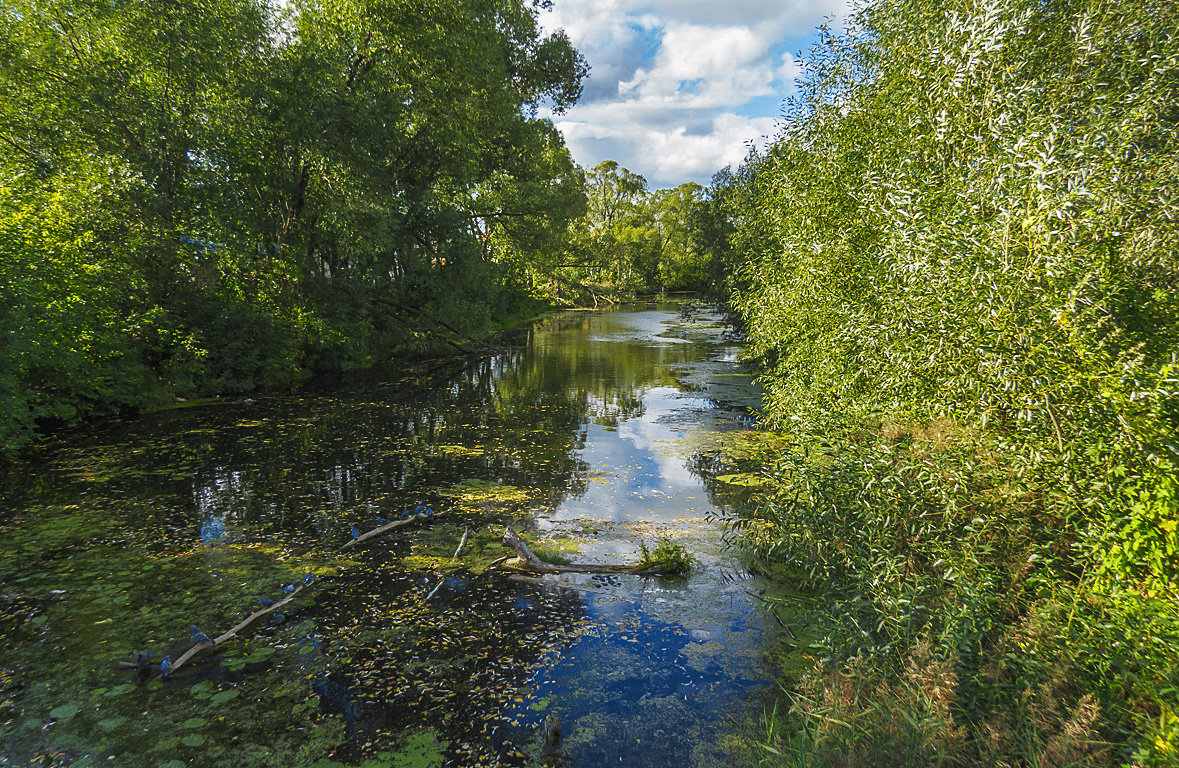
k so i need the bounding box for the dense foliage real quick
[712,0,1179,764]
[0,0,587,450]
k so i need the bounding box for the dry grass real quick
[766,632,1113,768]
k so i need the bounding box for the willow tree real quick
[717,0,1179,762]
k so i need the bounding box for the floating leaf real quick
[181,734,206,747]
[211,689,240,705]
[50,703,80,719]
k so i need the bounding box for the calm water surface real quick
[0,303,786,768]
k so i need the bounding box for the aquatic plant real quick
[638,539,693,576]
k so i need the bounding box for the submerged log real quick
[500,527,665,575]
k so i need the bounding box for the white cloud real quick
[554,107,777,186]
[619,24,776,108]
[539,0,849,186]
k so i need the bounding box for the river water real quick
[0,302,784,768]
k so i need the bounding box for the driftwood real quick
[168,578,315,675]
[340,509,445,550]
[499,527,664,575]
[146,509,446,676]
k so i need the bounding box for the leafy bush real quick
[716,0,1179,763]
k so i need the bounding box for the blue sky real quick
[539,0,850,189]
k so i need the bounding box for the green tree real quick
[0,0,588,449]
[709,0,1179,762]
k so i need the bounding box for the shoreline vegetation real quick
[710,0,1179,765]
[5,0,1177,765]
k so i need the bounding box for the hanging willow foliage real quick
[719,0,1179,763]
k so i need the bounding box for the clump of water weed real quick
[639,539,692,575]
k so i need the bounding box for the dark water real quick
[0,303,784,768]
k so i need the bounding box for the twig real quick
[769,605,798,640]
[1044,394,1064,452]
[453,526,469,559]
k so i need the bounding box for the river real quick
[0,302,787,768]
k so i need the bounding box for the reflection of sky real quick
[552,302,737,524]
[503,584,773,767]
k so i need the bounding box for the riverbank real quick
[711,421,1179,767]
[698,0,1179,763]
[2,290,693,460]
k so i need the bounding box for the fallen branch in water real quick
[340,509,446,550]
[499,527,666,575]
[425,577,445,601]
[127,508,449,677]
[168,578,314,675]
[452,526,469,560]
[426,526,470,601]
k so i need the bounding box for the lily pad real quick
[50,703,80,719]
[211,689,240,705]
[189,682,213,699]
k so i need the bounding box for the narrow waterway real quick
[0,302,786,768]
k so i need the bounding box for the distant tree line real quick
[540,160,713,305]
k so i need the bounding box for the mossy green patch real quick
[432,444,486,458]
[435,479,530,506]
[311,730,446,768]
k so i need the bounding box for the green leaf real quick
[50,703,81,719]
[211,689,240,705]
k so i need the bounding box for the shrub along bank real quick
[715,0,1179,764]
